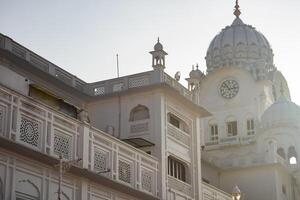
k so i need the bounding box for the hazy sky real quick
[1,0,300,104]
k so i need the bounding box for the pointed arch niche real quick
[129,104,150,122]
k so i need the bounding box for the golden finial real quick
[234,0,241,17]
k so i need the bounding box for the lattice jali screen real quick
[128,77,149,88]
[118,160,132,184]
[19,116,41,147]
[141,169,153,193]
[53,131,72,159]
[94,86,105,96]
[94,149,108,172]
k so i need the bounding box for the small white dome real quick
[154,39,163,51]
[189,65,204,79]
[206,17,274,74]
[261,96,300,128]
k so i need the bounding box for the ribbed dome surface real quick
[261,96,300,128]
[206,17,274,73]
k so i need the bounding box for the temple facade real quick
[0,2,299,200]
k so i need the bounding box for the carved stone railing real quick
[168,176,192,197]
[163,73,194,102]
[91,71,198,105]
[90,127,158,195]
[0,33,86,92]
[202,182,231,200]
[167,123,190,146]
[91,71,154,96]
[205,134,256,149]
[0,84,159,197]
[0,33,198,107]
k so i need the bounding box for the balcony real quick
[167,123,190,147]
[0,84,159,197]
[202,182,232,200]
[168,176,192,197]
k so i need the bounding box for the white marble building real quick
[0,1,299,200]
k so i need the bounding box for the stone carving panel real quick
[94,149,108,172]
[118,160,131,184]
[54,131,72,159]
[141,169,153,193]
[20,116,40,147]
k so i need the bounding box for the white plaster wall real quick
[219,166,278,200]
[199,67,273,143]
[87,89,161,146]
[0,64,29,96]
[201,161,220,187]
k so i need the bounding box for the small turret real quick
[186,64,204,91]
[149,38,168,70]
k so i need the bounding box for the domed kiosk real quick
[205,2,275,79]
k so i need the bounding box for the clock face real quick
[220,80,239,99]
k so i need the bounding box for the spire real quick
[234,0,241,18]
[157,37,160,43]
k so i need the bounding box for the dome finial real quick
[157,37,160,43]
[234,0,241,18]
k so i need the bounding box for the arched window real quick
[288,146,297,165]
[246,118,255,135]
[167,113,189,133]
[168,156,188,182]
[209,119,218,141]
[226,116,237,136]
[129,105,150,121]
[277,147,286,159]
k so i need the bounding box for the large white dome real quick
[261,96,300,129]
[205,17,274,75]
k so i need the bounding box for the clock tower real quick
[195,2,299,199]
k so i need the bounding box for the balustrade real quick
[167,123,190,146]
[202,182,232,200]
[0,85,159,196]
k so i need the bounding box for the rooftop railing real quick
[0,33,197,105]
[202,182,232,200]
[0,34,86,92]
